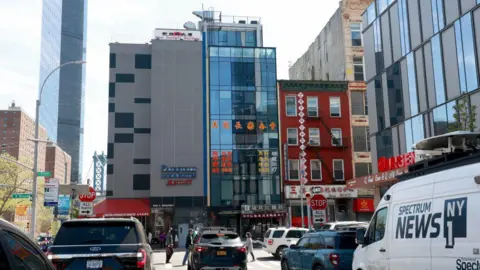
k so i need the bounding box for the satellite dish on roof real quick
[183,21,196,30]
[413,131,480,162]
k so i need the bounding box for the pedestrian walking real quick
[165,228,174,264]
[147,231,152,244]
[245,232,255,262]
[159,232,166,248]
[182,229,194,266]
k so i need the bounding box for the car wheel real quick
[275,246,286,259]
[281,260,290,270]
[314,265,324,270]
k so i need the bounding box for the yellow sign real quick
[212,121,219,128]
[222,121,230,129]
[259,121,266,131]
[258,150,270,173]
[15,205,28,216]
[269,121,277,131]
[247,121,255,131]
[235,121,242,130]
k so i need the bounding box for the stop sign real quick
[79,186,96,202]
[310,194,327,210]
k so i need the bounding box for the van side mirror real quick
[356,228,366,245]
[289,244,297,249]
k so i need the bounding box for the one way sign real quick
[79,202,94,216]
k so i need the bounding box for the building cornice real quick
[277,80,349,92]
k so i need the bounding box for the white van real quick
[353,132,480,270]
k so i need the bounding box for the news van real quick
[352,132,480,270]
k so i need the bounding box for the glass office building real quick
[204,16,281,229]
[39,0,87,183]
[362,0,480,174]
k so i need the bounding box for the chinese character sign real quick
[161,166,197,178]
[221,151,233,173]
[212,151,220,174]
[258,150,270,173]
[270,150,279,174]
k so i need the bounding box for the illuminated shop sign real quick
[167,180,192,186]
[161,165,197,179]
[377,152,415,173]
[211,120,277,131]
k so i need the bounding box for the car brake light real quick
[237,247,246,253]
[329,253,340,266]
[137,248,147,268]
[196,246,208,253]
[267,239,273,245]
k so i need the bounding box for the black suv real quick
[47,218,154,269]
[188,229,247,270]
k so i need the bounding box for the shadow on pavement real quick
[256,254,278,261]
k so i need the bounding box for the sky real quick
[0,0,340,182]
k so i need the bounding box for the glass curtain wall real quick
[209,46,280,207]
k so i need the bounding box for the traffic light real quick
[26,222,30,229]
[53,206,58,219]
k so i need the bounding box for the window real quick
[398,0,410,56]
[296,237,310,248]
[309,237,325,249]
[135,54,152,69]
[352,126,369,152]
[109,83,115,98]
[333,159,344,181]
[373,19,384,73]
[350,23,362,46]
[3,231,48,269]
[308,128,320,146]
[431,34,445,104]
[331,128,342,146]
[351,91,366,115]
[433,104,448,135]
[407,53,418,116]
[134,128,151,134]
[287,128,298,145]
[286,96,297,116]
[54,221,139,245]
[272,230,285,238]
[306,96,318,117]
[116,74,135,83]
[0,241,8,270]
[286,230,306,238]
[310,160,322,181]
[353,57,364,81]
[109,53,116,68]
[200,233,241,244]
[329,97,341,117]
[355,163,373,178]
[134,98,151,103]
[115,113,134,128]
[288,159,299,180]
[455,13,478,93]
[114,133,134,143]
[366,2,376,25]
[432,0,445,34]
[404,115,425,152]
[366,207,388,245]
[108,103,115,113]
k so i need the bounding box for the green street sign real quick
[12,193,32,199]
[37,171,51,177]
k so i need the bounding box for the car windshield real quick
[324,234,358,249]
[318,224,332,230]
[54,222,138,245]
[200,233,242,245]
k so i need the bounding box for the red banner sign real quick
[167,180,192,186]
[378,152,415,172]
[353,198,375,212]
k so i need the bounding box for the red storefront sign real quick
[378,152,416,172]
[346,167,408,189]
[353,198,375,212]
[167,180,192,186]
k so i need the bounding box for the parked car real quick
[317,221,368,231]
[281,230,358,270]
[188,229,247,270]
[0,218,56,269]
[47,217,154,269]
[263,227,309,258]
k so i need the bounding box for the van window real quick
[272,230,285,238]
[285,230,305,238]
[366,207,388,245]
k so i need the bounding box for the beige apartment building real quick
[289,0,372,179]
[0,102,48,171]
[45,144,72,184]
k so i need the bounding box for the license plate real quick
[216,250,227,256]
[86,260,103,268]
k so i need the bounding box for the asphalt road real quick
[153,249,280,269]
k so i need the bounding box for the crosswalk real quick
[153,249,280,269]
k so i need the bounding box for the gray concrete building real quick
[362,0,480,204]
[104,29,206,231]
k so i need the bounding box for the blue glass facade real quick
[38,0,63,142]
[206,29,280,209]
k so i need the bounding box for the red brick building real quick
[278,80,359,226]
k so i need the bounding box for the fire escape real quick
[306,113,348,182]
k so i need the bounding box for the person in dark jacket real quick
[182,229,194,265]
[165,228,174,264]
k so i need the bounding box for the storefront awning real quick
[94,198,150,217]
[346,167,408,189]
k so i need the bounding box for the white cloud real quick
[0,0,340,182]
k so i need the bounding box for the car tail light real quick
[46,251,54,260]
[329,253,340,266]
[195,246,208,253]
[237,247,246,253]
[267,239,273,245]
[137,248,147,268]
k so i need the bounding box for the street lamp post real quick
[30,60,86,238]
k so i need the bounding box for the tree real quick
[448,97,478,132]
[0,154,32,218]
